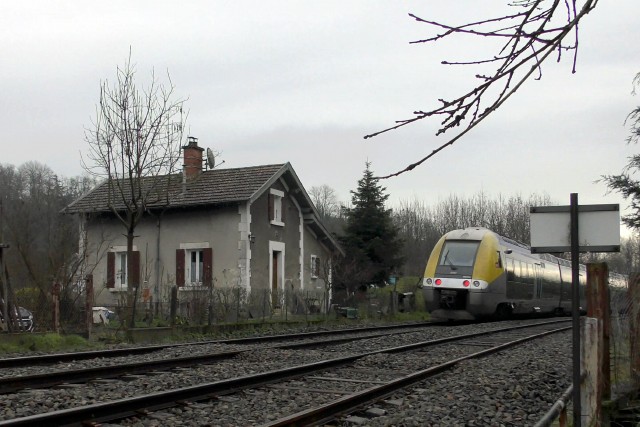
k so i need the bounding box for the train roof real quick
[445,227,584,271]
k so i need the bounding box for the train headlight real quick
[426,278,433,285]
[473,281,480,287]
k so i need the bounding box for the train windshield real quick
[439,241,480,267]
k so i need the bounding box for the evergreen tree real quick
[339,162,404,289]
[602,73,640,229]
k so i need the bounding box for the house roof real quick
[63,162,343,255]
[64,164,286,213]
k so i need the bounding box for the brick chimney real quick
[182,136,204,181]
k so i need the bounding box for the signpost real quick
[530,194,620,427]
[0,200,9,333]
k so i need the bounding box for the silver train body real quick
[422,227,587,320]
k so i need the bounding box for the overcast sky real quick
[2,2,639,225]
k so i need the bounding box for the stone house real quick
[64,138,342,309]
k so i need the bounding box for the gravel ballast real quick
[0,320,572,425]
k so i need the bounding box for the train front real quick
[422,228,503,320]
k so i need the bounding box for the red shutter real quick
[176,249,185,287]
[107,252,115,288]
[132,251,140,287]
[203,248,213,287]
[268,193,274,221]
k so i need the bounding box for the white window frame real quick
[270,189,285,227]
[116,251,128,288]
[310,254,319,279]
[180,242,210,289]
[109,245,137,292]
[187,249,205,286]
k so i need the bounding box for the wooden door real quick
[272,252,279,308]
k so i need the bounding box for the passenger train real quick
[421,227,586,320]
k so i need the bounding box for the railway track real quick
[265,323,570,426]
[0,322,451,393]
[0,329,438,393]
[0,319,571,426]
[0,321,438,369]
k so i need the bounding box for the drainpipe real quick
[155,213,162,315]
[0,200,8,331]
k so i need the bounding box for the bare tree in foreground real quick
[366,0,599,178]
[83,54,187,327]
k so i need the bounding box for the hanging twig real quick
[366,0,599,179]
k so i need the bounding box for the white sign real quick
[530,204,620,253]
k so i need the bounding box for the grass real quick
[0,333,95,354]
[1,278,433,353]
[0,310,433,354]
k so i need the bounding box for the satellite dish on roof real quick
[206,147,215,169]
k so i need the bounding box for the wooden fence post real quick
[631,273,640,388]
[586,263,611,397]
[581,263,611,426]
[170,286,178,328]
[85,274,93,340]
[581,317,601,426]
[52,281,61,334]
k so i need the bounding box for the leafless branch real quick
[82,51,188,227]
[365,0,598,179]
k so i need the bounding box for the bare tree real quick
[82,54,188,327]
[366,0,599,178]
[393,198,441,276]
[391,192,556,276]
[309,185,340,220]
[309,184,347,236]
[0,161,99,330]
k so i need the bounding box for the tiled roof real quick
[64,164,286,214]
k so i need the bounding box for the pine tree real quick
[339,162,404,289]
[601,73,640,228]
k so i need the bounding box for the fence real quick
[3,281,422,335]
[538,265,639,427]
[609,275,634,396]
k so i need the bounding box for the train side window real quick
[524,263,534,284]
[506,257,515,281]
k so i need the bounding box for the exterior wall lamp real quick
[249,234,256,244]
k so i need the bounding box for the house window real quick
[269,189,285,226]
[116,252,127,287]
[188,249,204,285]
[176,246,213,288]
[310,255,320,279]
[107,249,140,290]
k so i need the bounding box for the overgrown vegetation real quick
[0,333,93,354]
[601,73,640,229]
[0,162,96,331]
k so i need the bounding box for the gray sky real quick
[2,2,639,224]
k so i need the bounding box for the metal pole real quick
[0,200,9,332]
[570,193,581,427]
[85,275,93,340]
